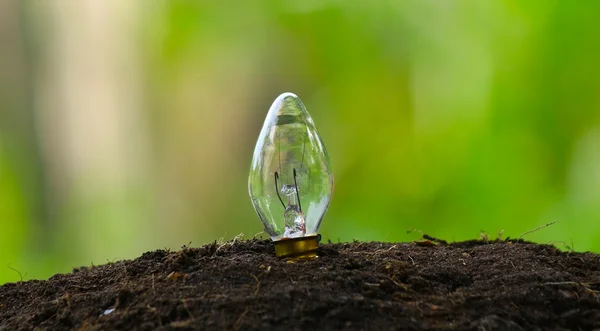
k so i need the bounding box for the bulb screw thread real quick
[273,235,320,259]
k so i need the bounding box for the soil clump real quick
[1,239,599,330]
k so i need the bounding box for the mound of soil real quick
[1,239,600,330]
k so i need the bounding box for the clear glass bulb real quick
[249,92,333,242]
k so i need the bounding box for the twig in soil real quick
[479,230,489,242]
[7,263,25,283]
[518,221,558,240]
[231,233,244,244]
[250,273,260,296]
[122,264,129,280]
[233,309,249,331]
[408,256,415,265]
[215,233,245,254]
[542,281,580,286]
[61,293,72,309]
[422,234,448,245]
[364,282,380,287]
[541,281,599,295]
[387,276,409,290]
[152,274,155,295]
[548,240,575,252]
[498,229,505,241]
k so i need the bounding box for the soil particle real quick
[1,239,599,330]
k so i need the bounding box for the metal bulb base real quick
[273,235,319,259]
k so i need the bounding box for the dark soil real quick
[1,239,600,330]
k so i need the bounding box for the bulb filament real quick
[274,168,306,237]
[274,171,286,209]
[274,169,303,213]
[293,168,302,213]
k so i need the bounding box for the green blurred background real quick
[2,1,600,284]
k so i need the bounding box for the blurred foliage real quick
[1,0,600,284]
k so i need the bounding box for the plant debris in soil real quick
[1,239,600,330]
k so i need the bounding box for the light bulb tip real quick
[278,92,298,98]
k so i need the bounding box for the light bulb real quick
[249,92,333,258]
